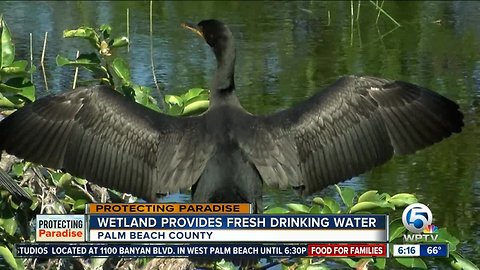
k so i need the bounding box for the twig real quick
[357,21,363,48]
[40,32,49,91]
[327,10,331,26]
[375,24,400,43]
[350,0,354,46]
[363,24,400,50]
[370,0,400,26]
[32,167,65,214]
[29,33,33,82]
[126,8,130,53]
[71,181,97,203]
[356,0,361,21]
[149,1,165,109]
[375,0,383,24]
[72,50,80,89]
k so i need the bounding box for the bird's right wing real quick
[240,76,463,194]
[0,85,213,201]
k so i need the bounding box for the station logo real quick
[402,203,438,242]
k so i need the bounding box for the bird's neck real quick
[211,40,239,106]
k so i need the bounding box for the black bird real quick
[0,19,463,212]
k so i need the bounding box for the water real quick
[1,1,479,267]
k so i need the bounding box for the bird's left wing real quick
[239,75,463,194]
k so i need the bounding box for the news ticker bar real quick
[15,243,387,258]
[16,243,449,258]
[393,244,449,257]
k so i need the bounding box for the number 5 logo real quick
[402,203,433,233]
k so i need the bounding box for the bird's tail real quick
[0,167,31,202]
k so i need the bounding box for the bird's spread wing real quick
[0,85,212,201]
[242,75,463,194]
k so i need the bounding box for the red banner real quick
[308,243,387,257]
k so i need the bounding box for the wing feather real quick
[0,85,212,201]
[242,75,463,194]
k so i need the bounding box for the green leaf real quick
[285,203,310,213]
[0,81,24,94]
[63,27,100,48]
[49,172,65,186]
[111,37,129,48]
[0,16,15,68]
[335,185,355,208]
[450,251,480,270]
[437,228,460,252]
[58,173,72,188]
[357,190,381,203]
[111,57,131,83]
[55,54,70,66]
[1,215,17,235]
[1,80,34,102]
[73,199,88,212]
[395,258,427,269]
[165,95,183,106]
[0,245,18,270]
[182,88,209,102]
[183,94,209,105]
[99,24,111,39]
[389,218,406,242]
[309,205,322,214]
[129,85,161,112]
[64,190,93,207]
[312,197,324,205]
[374,257,386,269]
[74,177,88,186]
[166,104,183,116]
[11,163,24,177]
[349,201,381,213]
[320,197,341,214]
[182,100,209,116]
[215,259,236,270]
[17,82,34,102]
[56,53,100,67]
[388,193,418,207]
[0,60,29,78]
[0,95,25,108]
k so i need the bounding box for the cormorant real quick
[0,19,464,212]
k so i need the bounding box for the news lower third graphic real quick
[14,203,449,258]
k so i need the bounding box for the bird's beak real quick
[182,22,204,39]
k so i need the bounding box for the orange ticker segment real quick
[87,203,251,214]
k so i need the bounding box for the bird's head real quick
[182,19,232,49]
[183,19,237,94]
